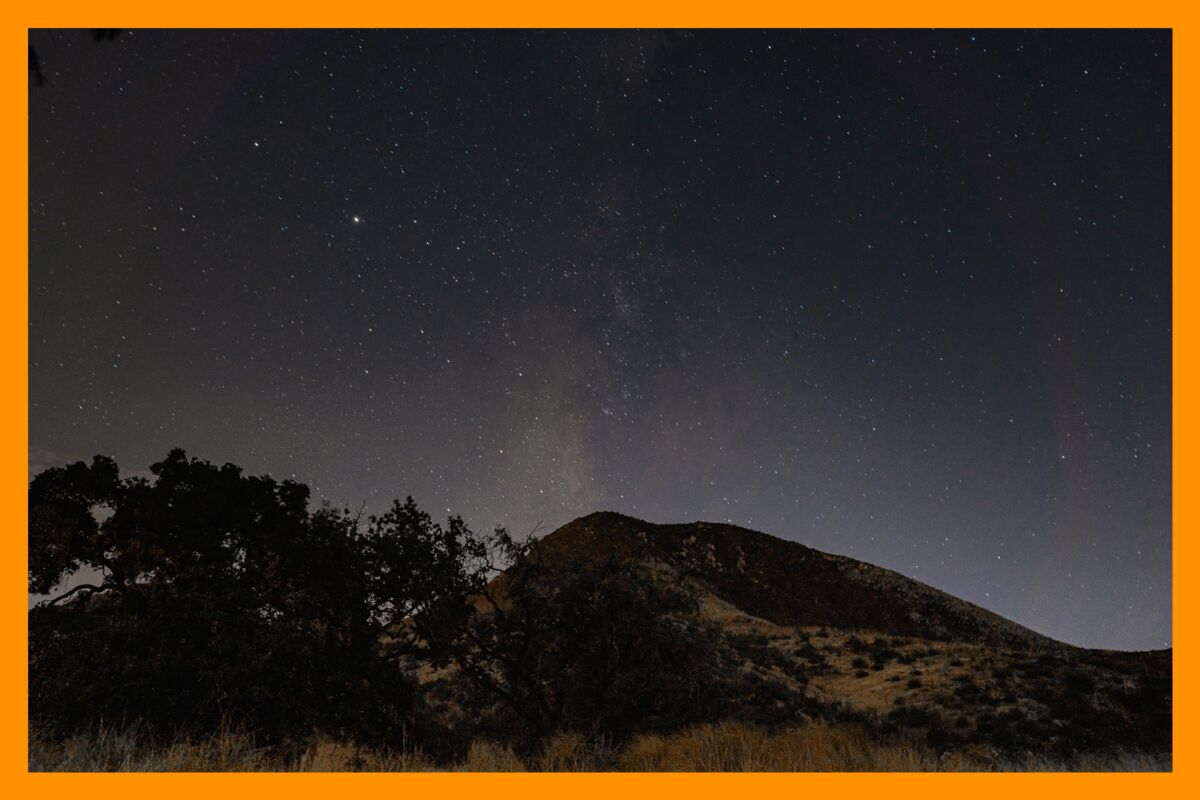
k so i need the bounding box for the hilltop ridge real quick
[532,511,1058,651]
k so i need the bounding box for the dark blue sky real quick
[29,29,1171,649]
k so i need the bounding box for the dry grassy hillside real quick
[423,511,1171,766]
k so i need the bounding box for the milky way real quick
[29,29,1171,649]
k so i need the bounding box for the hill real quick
[447,511,1171,767]
[535,511,1057,649]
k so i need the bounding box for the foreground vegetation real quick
[31,450,729,751]
[28,720,1170,772]
[29,451,1172,771]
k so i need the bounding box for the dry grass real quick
[296,741,436,772]
[618,720,939,771]
[534,731,618,771]
[29,720,1168,772]
[992,750,1171,772]
[30,723,279,771]
[454,740,526,772]
[29,724,435,772]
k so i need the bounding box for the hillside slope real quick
[461,511,1171,764]
[534,511,1055,649]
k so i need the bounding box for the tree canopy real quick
[29,450,720,752]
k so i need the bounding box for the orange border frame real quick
[3,2,1191,795]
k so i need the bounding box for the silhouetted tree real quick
[444,528,722,743]
[29,30,123,88]
[360,497,490,667]
[29,45,44,87]
[28,450,477,747]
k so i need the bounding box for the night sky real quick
[29,29,1171,650]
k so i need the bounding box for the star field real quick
[29,29,1171,649]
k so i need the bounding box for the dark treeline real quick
[28,450,741,757]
